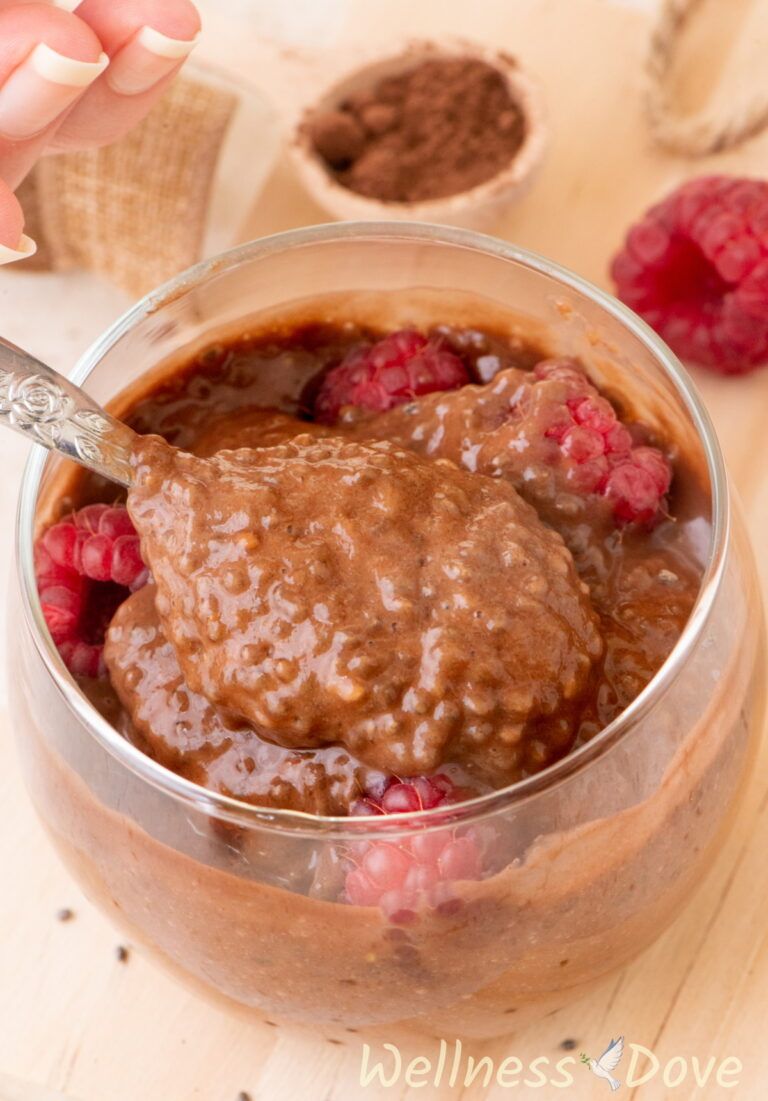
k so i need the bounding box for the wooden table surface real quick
[2,1,768,1098]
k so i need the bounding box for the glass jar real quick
[9,223,765,1039]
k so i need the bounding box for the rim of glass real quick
[15,221,729,837]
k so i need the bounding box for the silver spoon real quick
[0,336,136,486]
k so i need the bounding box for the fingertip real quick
[0,179,25,249]
[36,0,201,152]
[150,0,201,43]
[0,4,104,76]
[0,179,36,266]
[75,0,201,52]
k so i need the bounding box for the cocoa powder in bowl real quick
[305,57,527,203]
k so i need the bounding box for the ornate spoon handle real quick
[0,336,137,487]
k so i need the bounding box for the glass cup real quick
[9,224,765,1039]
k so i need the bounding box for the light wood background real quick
[2,0,768,1098]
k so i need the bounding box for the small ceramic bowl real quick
[290,39,548,231]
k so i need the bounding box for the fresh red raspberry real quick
[58,638,105,679]
[350,774,456,816]
[41,504,147,590]
[34,504,148,679]
[611,176,768,374]
[345,776,484,923]
[314,329,469,423]
[37,580,84,644]
[532,360,671,525]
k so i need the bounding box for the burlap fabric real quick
[17,73,238,297]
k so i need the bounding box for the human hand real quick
[0,0,200,266]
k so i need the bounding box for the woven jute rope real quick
[646,0,768,156]
[16,72,237,296]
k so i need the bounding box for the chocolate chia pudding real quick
[11,230,765,1038]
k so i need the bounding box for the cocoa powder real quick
[306,57,526,203]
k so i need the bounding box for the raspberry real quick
[344,775,484,922]
[34,504,148,678]
[58,638,105,679]
[437,836,483,880]
[611,176,768,374]
[350,774,457,816]
[42,504,148,590]
[314,329,469,423]
[532,361,671,525]
[38,582,83,644]
[111,536,147,588]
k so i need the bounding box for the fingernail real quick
[0,234,37,267]
[51,1,82,10]
[106,26,199,96]
[0,44,108,140]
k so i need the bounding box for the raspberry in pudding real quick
[338,356,672,534]
[314,328,468,421]
[36,503,147,678]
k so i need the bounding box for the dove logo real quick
[580,1036,624,1092]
